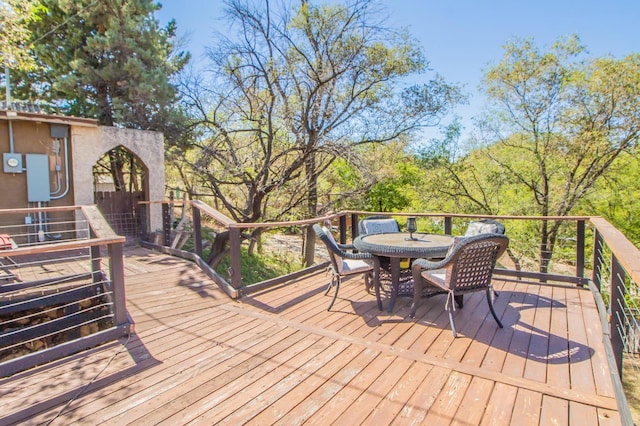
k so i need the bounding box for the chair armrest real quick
[412,257,450,272]
[337,242,356,250]
[335,242,373,260]
[341,251,374,261]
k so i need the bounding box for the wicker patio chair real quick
[313,224,375,311]
[357,216,406,292]
[464,219,506,296]
[409,233,509,337]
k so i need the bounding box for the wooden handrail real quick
[81,205,122,240]
[342,210,592,221]
[590,216,640,285]
[227,214,339,229]
[213,209,592,230]
[190,200,237,226]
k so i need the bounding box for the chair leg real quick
[447,301,458,338]
[364,272,372,294]
[486,287,503,328]
[327,277,341,311]
[373,259,383,311]
[324,275,335,296]
[409,278,422,318]
[454,294,464,309]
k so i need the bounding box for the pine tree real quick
[17,0,189,129]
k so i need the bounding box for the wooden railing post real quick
[351,213,359,241]
[168,191,175,226]
[229,227,242,289]
[193,205,203,258]
[108,241,128,327]
[609,256,625,377]
[138,203,148,241]
[162,203,171,246]
[576,220,585,284]
[444,216,452,235]
[339,215,347,245]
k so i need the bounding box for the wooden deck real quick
[0,247,621,425]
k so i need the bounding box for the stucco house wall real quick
[72,126,165,232]
[0,109,165,234]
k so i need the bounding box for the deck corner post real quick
[193,205,203,257]
[229,226,242,291]
[108,242,128,327]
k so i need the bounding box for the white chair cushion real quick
[362,219,399,234]
[342,258,372,274]
[422,269,446,289]
[465,221,500,236]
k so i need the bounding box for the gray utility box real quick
[26,154,51,202]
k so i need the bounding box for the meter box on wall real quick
[3,153,23,173]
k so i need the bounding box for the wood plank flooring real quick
[0,247,621,425]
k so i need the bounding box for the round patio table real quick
[353,232,453,312]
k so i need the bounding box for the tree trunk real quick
[109,150,127,192]
[207,230,230,268]
[539,219,561,276]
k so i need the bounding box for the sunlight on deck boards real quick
[0,247,621,425]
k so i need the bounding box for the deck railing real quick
[590,218,639,424]
[0,205,129,377]
[138,200,637,420]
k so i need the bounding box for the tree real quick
[18,0,188,126]
[179,0,462,266]
[435,36,640,272]
[0,0,39,73]
[583,151,640,246]
[14,0,189,190]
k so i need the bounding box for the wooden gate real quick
[94,191,145,238]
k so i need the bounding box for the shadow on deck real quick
[0,247,621,425]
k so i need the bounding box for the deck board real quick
[0,247,623,425]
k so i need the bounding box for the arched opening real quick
[93,145,148,241]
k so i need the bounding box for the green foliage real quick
[416,36,640,272]
[581,151,640,246]
[366,159,422,212]
[14,0,189,129]
[0,0,39,71]
[174,0,461,229]
[215,246,297,285]
[318,157,368,212]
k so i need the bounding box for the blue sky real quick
[156,0,640,140]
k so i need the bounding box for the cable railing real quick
[0,205,128,377]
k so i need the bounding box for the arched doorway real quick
[93,145,147,242]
